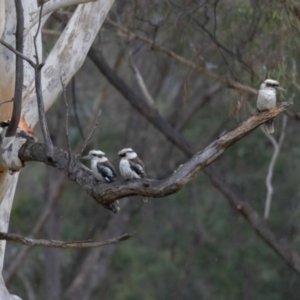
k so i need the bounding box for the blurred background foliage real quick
[4,0,300,299]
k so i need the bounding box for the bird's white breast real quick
[91,160,104,181]
[119,159,139,179]
[257,89,276,111]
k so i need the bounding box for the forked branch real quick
[18,103,290,206]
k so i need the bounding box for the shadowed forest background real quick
[4,0,300,299]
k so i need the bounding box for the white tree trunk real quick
[0,0,114,298]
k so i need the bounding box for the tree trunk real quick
[0,1,115,298]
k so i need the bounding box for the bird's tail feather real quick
[264,120,274,134]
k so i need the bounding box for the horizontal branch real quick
[0,232,132,248]
[18,102,290,206]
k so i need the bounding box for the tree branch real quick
[106,18,299,121]
[106,18,258,95]
[18,103,290,205]
[0,232,132,249]
[0,39,36,68]
[5,0,24,137]
[87,47,300,279]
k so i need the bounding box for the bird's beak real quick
[81,155,91,160]
[277,86,285,92]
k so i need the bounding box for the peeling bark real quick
[0,0,115,298]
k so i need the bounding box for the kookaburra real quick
[118,148,148,202]
[256,79,285,134]
[82,150,117,183]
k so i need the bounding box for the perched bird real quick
[82,150,116,183]
[118,148,148,202]
[256,79,285,134]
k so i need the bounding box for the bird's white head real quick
[118,148,137,160]
[260,79,285,92]
[81,150,108,162]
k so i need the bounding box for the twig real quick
[263,115,287,219]
[60,77,73,172]
[33,2,54,159]
[78,109,102,156]
[0,39,36,68]
[5,0,24,137]
[106,18,257,95]
[0,232,132,248]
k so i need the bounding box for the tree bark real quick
[0,1,115,298]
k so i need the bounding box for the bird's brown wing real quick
[129,157,146,178]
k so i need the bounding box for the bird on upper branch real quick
[118,148,148,202]
[256,79,285,134]
[82,150,116,183]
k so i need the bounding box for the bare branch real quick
[88,47,300,279]
[106,18,258,95]
[33,3,54,159]
[5,0,24,137]
[18,103,290,205]
[0,39,36,68]
[264,115,288,219]
[0,232,132,248]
